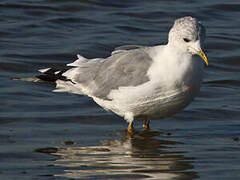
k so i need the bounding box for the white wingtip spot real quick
[38,68,50,73]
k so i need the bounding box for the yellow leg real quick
[142,119,150,130]
[127,121,134,133]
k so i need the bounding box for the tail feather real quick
[36,67,74,83]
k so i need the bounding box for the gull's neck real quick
[165,42,190,58]
[147,43,195,88]
[152,43,192,65]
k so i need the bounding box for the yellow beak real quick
[197,49,208,66]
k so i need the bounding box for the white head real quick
[168,16,208,65]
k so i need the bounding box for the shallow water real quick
[1,0,240,179]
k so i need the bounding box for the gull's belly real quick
[132,85,199,119]
[93,83,201,120]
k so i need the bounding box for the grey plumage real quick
[69,47,153,99]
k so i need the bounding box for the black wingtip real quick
[36,67,75,84]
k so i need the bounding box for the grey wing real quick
[90,48,153,99]
[112,45,146,55]
[71,48,153,100]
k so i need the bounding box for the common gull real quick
[37,16,208,132]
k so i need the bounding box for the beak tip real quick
[198,49,209,66]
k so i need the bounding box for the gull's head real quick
[168,16,208,66]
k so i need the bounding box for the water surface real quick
[0,0,240,179]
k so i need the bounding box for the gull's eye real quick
[183,38,190,43]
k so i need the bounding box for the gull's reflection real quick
[50,130,198,179]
